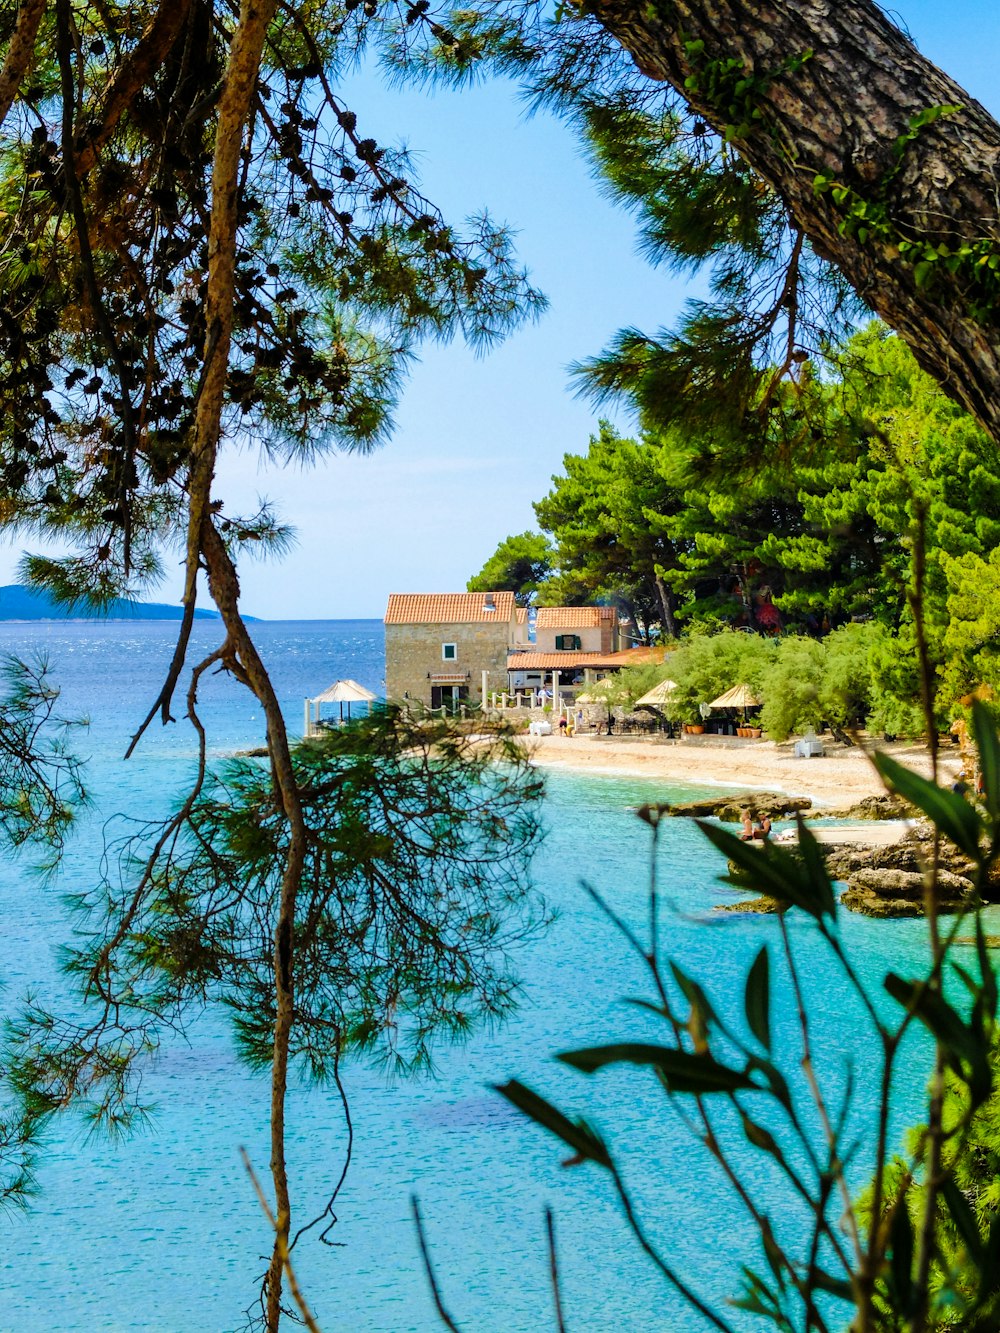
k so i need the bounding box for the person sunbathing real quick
[740,809,754,841]
[752,814,772,841]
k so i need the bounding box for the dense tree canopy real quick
[4,0,1000,1324]
[586,0,1000,437]
[467,530,554,605]
[482,326,1000,724]
[532,420,685,636]
[0,4,547,1325]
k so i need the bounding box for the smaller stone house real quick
[384,592,516,709]
[534,605,619,655]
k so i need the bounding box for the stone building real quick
[384,591,517,709]
[534,605,619,655]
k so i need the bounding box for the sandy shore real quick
[520,731,963,810]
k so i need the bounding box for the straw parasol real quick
[708,682,760,711]
[311,678,377,722]
[634,678,678,709]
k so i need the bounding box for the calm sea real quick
[0,620,966,1331]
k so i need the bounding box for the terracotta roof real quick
[385,592,516,625]
[507,651,624,670]
[535,605,617,629]
[507,646,667,671]
[515,607,528,623]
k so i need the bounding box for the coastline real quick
[519,731,963,811]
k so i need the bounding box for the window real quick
[555,634,582,651]
[442,643,457,661]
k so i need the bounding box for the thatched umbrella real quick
[708,683,760,711]
[634,678,679,709]
[708,682,761,728]
[309,678,377,724]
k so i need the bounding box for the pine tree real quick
[0,5,545,1325]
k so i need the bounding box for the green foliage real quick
[533,420,685,637]
[467,531,554,605]
[757,635,825,740]
[586,659,673,711]
[0,2,546,605]
[864,1023,1000,1327]
[0,652,87,1204]
[9,708,546,1128]
[505,324,1000,733]
[815,622,879,730]
[0,654,86,855]
[812,103,1000,323]
[486,703,1000,1331]
[680,41,813,145]
[660,629,774,723]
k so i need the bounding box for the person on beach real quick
[740,809,753,841]
[753,814,772,841]
[558,716,568,736]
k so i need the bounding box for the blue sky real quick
[3,2,999,620]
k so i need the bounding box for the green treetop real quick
[467,531,554,605]
[533,420,688,638]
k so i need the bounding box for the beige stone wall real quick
[385,618,513,704]
[535,623,616,654]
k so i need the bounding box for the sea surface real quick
[0,620,975,1331]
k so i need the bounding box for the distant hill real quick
[0,585,258,622]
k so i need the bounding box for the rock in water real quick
[668,792,812,822]
[714,896,785,914]
[840,867,973,918]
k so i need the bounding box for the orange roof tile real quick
[515,607,528,623]
[506,646,667,671]
[535,605,617,629]
[385,592,516,625]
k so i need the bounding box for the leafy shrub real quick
[817,621,878,729]
[759,636,826,740]
[666,629,776,723]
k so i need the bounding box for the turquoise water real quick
[0,621,968,1330]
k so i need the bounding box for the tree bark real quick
[182,0,297,1326]
[594,0,1000,440]
[0,0,46,126]
[74,0,195,177]
[654,572,678,638]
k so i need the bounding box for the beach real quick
[521,731,964,810]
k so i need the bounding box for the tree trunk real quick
[0,0,46,126]
[181,0,295,1324]
[595,0,1000,440]
[654,573,678,639]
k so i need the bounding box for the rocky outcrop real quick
[832,794,906,815]
[715,896,785,914]
[721,826,984,918]
[840,867,974,918]
[668,792,812,823]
